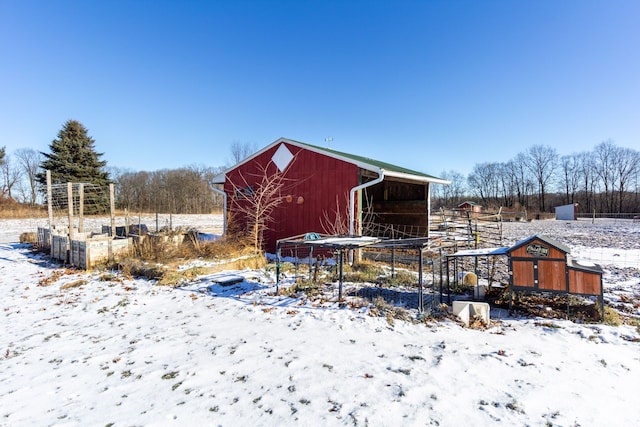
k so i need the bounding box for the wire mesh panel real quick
[48,182,110,220]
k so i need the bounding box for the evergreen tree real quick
[37,120,111,212]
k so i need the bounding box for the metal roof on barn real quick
[212,138,449,185]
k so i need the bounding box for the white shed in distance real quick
[555,203,578,221]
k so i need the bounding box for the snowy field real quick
[1,216,639,426]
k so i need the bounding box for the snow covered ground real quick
[1,216,639,426]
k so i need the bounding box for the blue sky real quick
[1,0,638,177]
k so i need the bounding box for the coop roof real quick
[211,138,449,185]
[509,234,571,254]
[567,258,603,274]
[448,247,510,257]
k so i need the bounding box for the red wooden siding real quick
[225,142,360,252]
[505,235,603,317]
[568,268,601,295]
[509,237,571,292]
[512,260,535,287]
[537,260,568,291]
[509,242,566,260]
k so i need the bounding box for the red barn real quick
[457,201,482,213]
[211,138,449,253]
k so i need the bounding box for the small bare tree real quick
[526,144,558,212]
[0,153,22,201]
[321,195,351,235]
[14,148,42,205]
[613,146,640,213]
[321,193,377,236]
[227,160,294,253]
[559,153,580,205]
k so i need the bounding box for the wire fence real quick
[570,247,640,269]
[576,212,640,222]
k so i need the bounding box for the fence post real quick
[47,170,53,257]
[78,183,84,233]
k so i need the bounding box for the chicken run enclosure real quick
[276,208,605,321]
[274,209,506,313]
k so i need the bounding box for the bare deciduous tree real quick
[0,146,5,198]
[434,170,466,208]
[575,151,596,213]
[593,140,617,213]
[505,154,533,209]
[229,141,257,165]
[14,148,42,205]
[467,162,501,208]
[320,195,351,235]
[614,146,640,213]
[0,153,22,201]
[559,154,580,205]
[114,166,222,214]
[227,160,294,253]
[496,162,515,207]
[526,145,558,212]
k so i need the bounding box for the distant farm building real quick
[458,201,482,213]
[211,138,449,252]
[555,203,579,221]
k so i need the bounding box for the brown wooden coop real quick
[508,234,604,315]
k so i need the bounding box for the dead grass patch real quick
[603,306,623,326]
[368,296,413,325]
[0,201,47,219]
[383,269,418,287]
[116,249,265,287]
[116,259,166,281]
[185,232,252,257]
[38,269,74,287]
[336,260,385,283]
[60,279,88,290]
[282,278,322,298]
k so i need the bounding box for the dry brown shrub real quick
[133,231,252,265]
[19,232,37,243]
[189,233,253,259]
[133,233,186,262]
[603,306,623,326]
[113,231,263,287]
[368,296,413,325]
[116,259,166,281]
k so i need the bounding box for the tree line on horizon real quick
[1,120,639,216]
[433,141,640,215]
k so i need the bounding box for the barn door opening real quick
[361,179,430,239]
